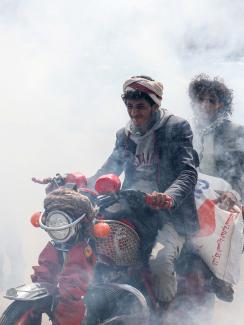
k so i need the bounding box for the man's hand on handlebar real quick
[145,192,174,209]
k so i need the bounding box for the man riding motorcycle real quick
[88,75,199,312]
[189,74,244,301]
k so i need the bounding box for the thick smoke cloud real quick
[0,0,243,322]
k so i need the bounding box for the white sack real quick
[192,173,243,284]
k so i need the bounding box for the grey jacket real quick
[197,119,244,201]
[89,110,199,235]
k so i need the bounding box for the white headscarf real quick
[123,76,164,107]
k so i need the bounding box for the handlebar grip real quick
[32,177,52,185]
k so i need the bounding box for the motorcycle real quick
[0,173,152,325]
[1,172,239,324]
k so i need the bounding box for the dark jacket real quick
[90,110,199,236]
[212,120,244,201]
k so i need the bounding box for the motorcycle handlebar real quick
[32,172,171,210]
[96,189,146,211]
[120,190,173,209]
[97,189,172,211]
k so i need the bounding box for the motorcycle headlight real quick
[39,210,87,244]
[45,211,76,243]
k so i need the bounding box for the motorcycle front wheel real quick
[0,297,52,325]
[84,283,150,325]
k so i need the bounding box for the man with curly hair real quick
[189,74,244,302]
[189,74,244,200]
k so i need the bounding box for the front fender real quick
[4,282,56,301]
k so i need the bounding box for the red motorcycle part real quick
[95,174,121,194]
[32,242,96,325]
[79,187,97,197]
[54,243,96,325]
[16,309,38,325]
[31,242,61,284]
[93,222,111,238]
[30,211,42,228]
[64,172,87,188]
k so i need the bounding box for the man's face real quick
[125,98,157,127]
[192,92,223,123]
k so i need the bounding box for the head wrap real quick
[123,76,164,107]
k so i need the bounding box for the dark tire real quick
[0,297,52,325]
[84,284,150,325]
